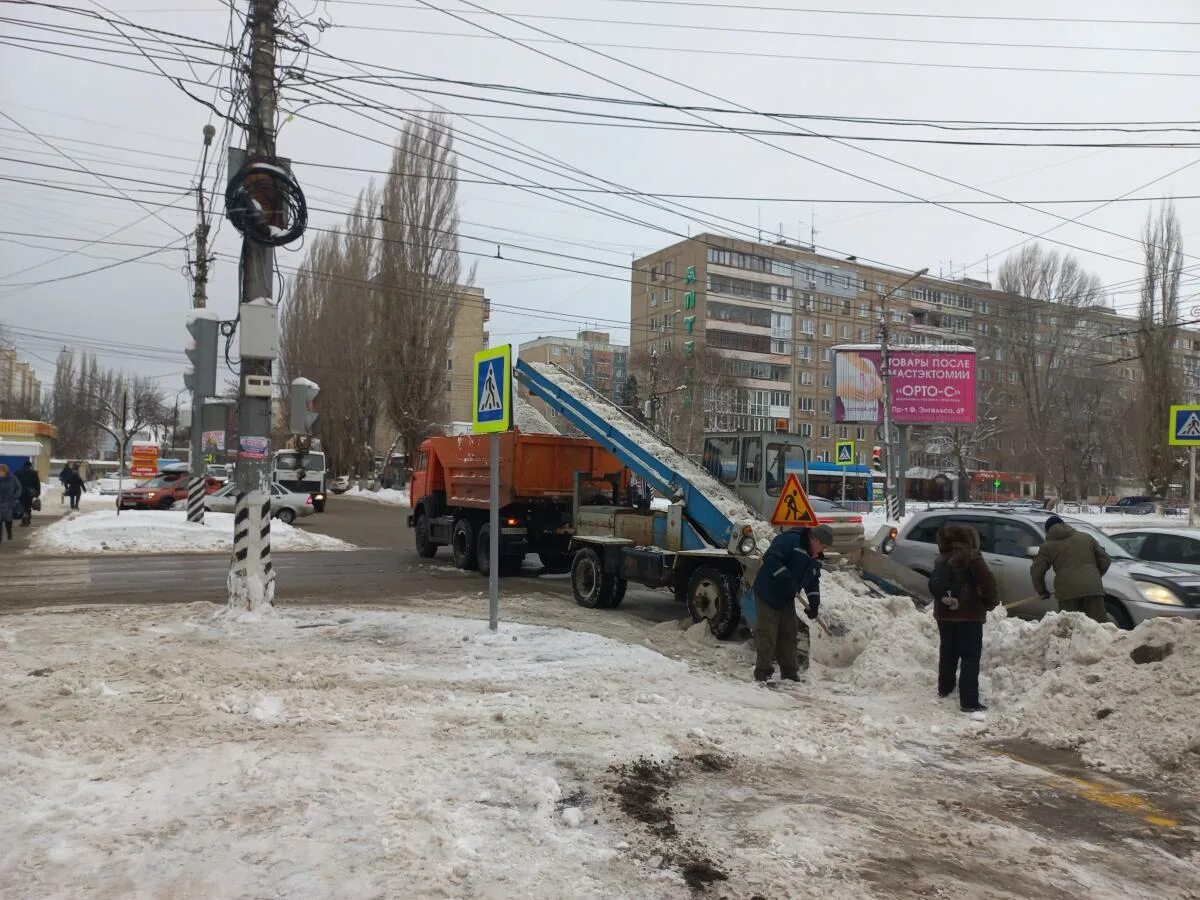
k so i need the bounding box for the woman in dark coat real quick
[64,464,85,511]
[930,524,1000,713]
[0,463,22,543]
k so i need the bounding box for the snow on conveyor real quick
[528,363,775,547]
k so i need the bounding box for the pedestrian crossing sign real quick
[769,473,820,528]
[473,344,513,434]
[1169,404,1200,445]
[835,440,854,466]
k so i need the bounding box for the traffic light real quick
[290,377,320,435]
[872,446,883,472]
[184,313,219,399]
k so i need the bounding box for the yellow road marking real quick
[992,749,1179,828]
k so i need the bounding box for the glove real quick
[805,598,820,620]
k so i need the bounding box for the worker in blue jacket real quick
[751,524,833,682]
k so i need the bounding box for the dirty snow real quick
[3,602,1193,899]
[30,510,354,555]
[514,396,559,435]
[342,486,411,506]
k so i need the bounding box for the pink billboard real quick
[833,346,977,425]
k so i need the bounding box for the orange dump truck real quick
[407,431,626,576]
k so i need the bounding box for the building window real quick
[797,397,815,411]
[858,303,870,318]
[799,423,813,437]
[797,344,812,361]
[856,427,865,440]
[446,359,453,371]
[446,337,454,350]
[822,322,832,338]
[800,319,815,335]
[820,425,831,439]
[821,348,832,362]
[980,300,991,314]
[822,373,831,388]
[858,328,870,342]
[800,370,814,385]
[822,298,833,312]
[824,271,834,286]
[650,290,658,307]
[664,260,673,278]
[841,300,851,316]
[771,390,790,407]
[651,265,659,282]
[839,426,849,439]
[839,325,851,339]
[445,379,452,393]
[820,398,833,414]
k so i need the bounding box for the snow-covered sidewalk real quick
[1,600,1195,899]
[341,486,410,506]
[29,510,355,555]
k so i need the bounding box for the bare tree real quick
[1055,367,1124,501]
[996,244,1105,495]
[89,375,169,470]
[375,114,471,457]
[926,385,1002,501]
[1135,202,1183,499]
[629,344,734,455]
[278,187,381,475]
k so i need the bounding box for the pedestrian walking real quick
[1030,515,1111,624]
[0,464,22,544]
[15,459,40,526]
[750,523,833,683]
[929,524,999,713]
[59,463,71,505]
[64,464,85,511]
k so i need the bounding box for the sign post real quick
[473,345,513,631]
[1168,405,1200,525]
[835,440,854,502]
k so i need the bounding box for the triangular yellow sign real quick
[770,473,820,527]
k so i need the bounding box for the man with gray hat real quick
[751,523,833,682]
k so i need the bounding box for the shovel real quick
[803,606,848,637]
[1004,594,1046,612]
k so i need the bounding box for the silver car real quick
[1111,527,1200,574]
[204,482,315,525]
[887,506,1200,629]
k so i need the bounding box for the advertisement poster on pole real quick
[238,436,269,461]
[130,441,159,478]
[202,430,225,455]
[832,345,977,425]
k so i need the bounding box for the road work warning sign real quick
[770,473,820,528]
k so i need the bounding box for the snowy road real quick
[2,603,1196,899]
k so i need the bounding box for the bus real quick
[790,461,879,505]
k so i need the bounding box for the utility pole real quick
[230,0,281,611]
[878,267,929,520]
[186,124,216,524]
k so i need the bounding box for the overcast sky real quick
[2,0,1199,395]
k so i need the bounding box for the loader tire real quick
[686,566,742,640]
[571,547,620,609]
[452,518,479,571]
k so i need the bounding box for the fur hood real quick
[936,523,982,570]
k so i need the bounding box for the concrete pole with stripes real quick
[228,0,280,612]
[186,124,217,525]
[185,313,219,523]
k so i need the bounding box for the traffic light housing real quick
[872,446,883,472]
[184,313,219,399]
[290,377,320,435]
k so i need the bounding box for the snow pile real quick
[1001,616,1200,775]
[808,578,1200,777]
[31,510,354,554]
[343,486,410,506]
[514,397,559,435]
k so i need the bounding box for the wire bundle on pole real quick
[224,157,307,247]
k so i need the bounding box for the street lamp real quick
[879,266,929,519]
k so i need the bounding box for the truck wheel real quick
[686,566,742,640]
[609,577,628,609]
[452,518,479,570]
[571,547,618,609]
[414,512,438,558]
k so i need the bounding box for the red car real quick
[117,472,224,511]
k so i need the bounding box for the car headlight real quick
[737,535,756,555]
[1136,583,1184,606]
[147,492,156,499]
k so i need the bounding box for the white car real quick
[204,482,315,525]
[1111,527,1200,573]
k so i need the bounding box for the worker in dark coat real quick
[15,460,40,526]
[64,464,85,511]
[0,464,22,543]
[751,524,833,683]
[931,524,999,712]
[1031,515,1111,623]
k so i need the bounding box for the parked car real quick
[330,475,351,495]
[1103,495,1156,515]
[808,496,865,552]
[886,506,1200,629]
[1111,528,1200,573]
[204,481,315,525]
[118,472,223,510]
[97,473,133,495]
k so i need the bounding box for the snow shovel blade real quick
[804,608,847,637]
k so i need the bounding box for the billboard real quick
[130,441,160,478]
[833,346,976,425]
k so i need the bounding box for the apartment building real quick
[518,329,629,430]
[444,285,490,425]
[0,347,42,417]
[630,233,1200,470]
